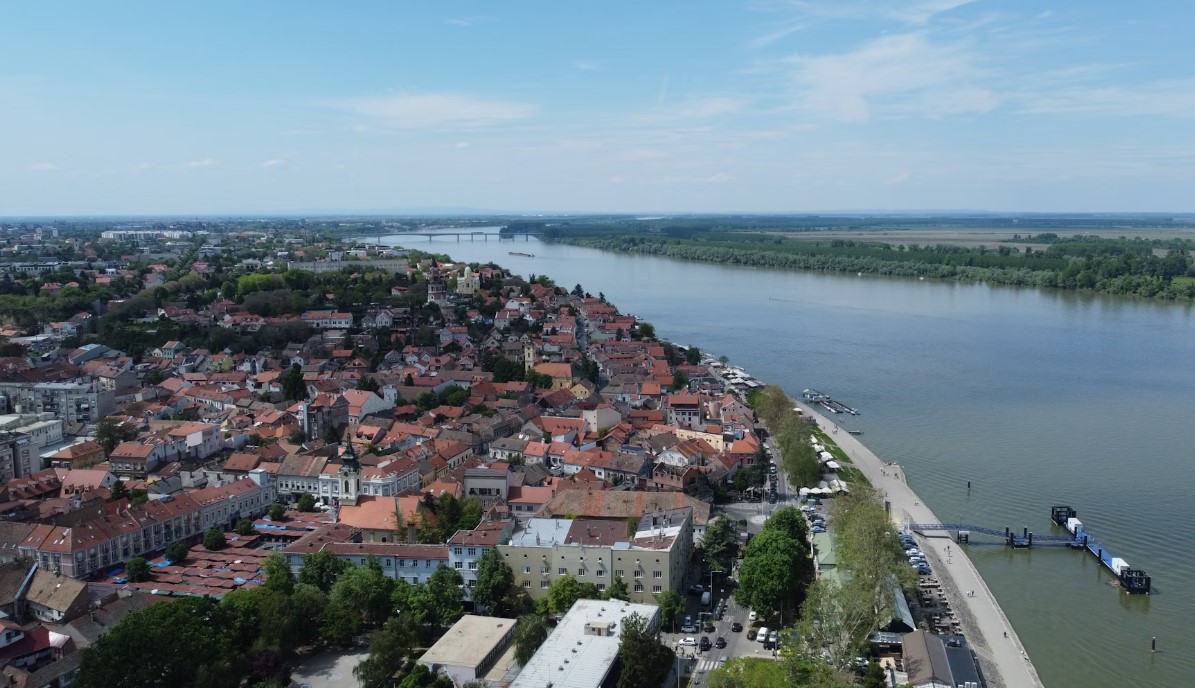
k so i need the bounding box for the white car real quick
[748,610,758,622]
[679,637,697,647]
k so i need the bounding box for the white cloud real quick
[186,158,216,168]
[454,141,471,149]
[329,93,536,129]
[884,171,911,185]
[783,33,997,121]
[888,0,979,25]
[573,60,599,71]
[28,162,57,172]
[1018,79,1195,118]
[786,0,979,26]
[260,159,285,169]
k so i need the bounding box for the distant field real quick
[779,227,1195,256]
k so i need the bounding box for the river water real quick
[383,228,1195,687]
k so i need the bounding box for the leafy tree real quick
[125,557,150,583]
[425,565,465,631]
[165,542,188,564]
[109,479,128,502]
[684,346,702,365]
[324,560,395,644]
[701,517,739,574]
[513,614,550,665]
[734,529,809,621]
[296,492,317,512]
[398,663,454,688]
[96,416,137,454]
[235,518,255,536]
[635,321,655,339]
[298,549,350,593]
[472,549,515,616]
[262,552,294,595]
[75,597,226,688]
[604,576,630,602]
[268,502,287,521]
[203,528,227,551]
[281,363,307,401]
[863,660,887,688]
[354,617,411,688]
[357,375,380,392]
[669,370,688,392]
[656,589,685,633]
[708,657,793,688]
[615,612,672,688]
[541,574,600,617]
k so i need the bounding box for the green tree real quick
[701,516,739,574]
[635,321,655,340]
[298,549,350,593]
[604,576,630,602]
[203,528,227,551]
[75,597,226,688]
[398,663,454,688]
[425,565,465,632]
[96,416,137,454]
[472,549,515,616]
[513,614,550,665]
[268,502,287,521]
[708,657,799,688]
[357,375,380,392]
[262,552,294,595]
[235,518,255,536]
[125,557,150,583]
[669,370,689,392]
[281,363,307,401]
[655,589,685,633]
[109,479,128,502]
[165,542,188,564]
[324,560,396,644]
[734,528,809,621]
[354,617,411,688]
[296,492,317,512]
[541,574,600,616]
[684,346,702,365]
[615,612,672,688]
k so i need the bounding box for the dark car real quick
[699,636,711,652]
[746,629,758,641]
[731,622,743,633]
[715,636,727,649]
[687,584,704,595]
[703,622,716,633]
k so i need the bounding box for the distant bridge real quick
[395,231,535,241]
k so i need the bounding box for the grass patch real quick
[810,428,852,463]
[836,465,867,485]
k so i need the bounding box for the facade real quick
[301,310,354,329]
[0,432,37,482]
[447,520,517,598]
[188,473,276,532]
[0,382,112,426]
[283,538,450,585]
[46,440,105,470]
[497,508,694,605]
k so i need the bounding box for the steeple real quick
[338,440,361,506]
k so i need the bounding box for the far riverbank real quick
[792,400,1044,688]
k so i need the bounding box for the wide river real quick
[384,228,1195,687]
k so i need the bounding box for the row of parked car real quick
[901,533,932,575]
[800,503,827,534]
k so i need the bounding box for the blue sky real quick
[2,0,1194,215]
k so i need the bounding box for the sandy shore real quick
[793,401,1045,688]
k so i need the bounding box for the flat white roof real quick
[509,599,659,688]
[418,615,515,669]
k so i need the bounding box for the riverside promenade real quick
[793,401,1046,688]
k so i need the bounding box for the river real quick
[382,227,1195,687]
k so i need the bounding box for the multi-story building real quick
[0,382,113,426]
[46,439,106,470]
[497,507,694,605]
[282,525,450,585]
[0,431,36,482]
[18,494,203,578]
[187,472,276,532]
[447,520,517,603]
[300,310,354,329]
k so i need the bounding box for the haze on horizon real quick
[3,1,1194,217]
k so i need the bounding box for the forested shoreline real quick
[541,232,1195,300]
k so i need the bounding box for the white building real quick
[510,599,660,688]
[418,615,515,686]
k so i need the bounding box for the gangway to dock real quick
[905,506,1150,594]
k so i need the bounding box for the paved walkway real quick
[795,401,1045,688]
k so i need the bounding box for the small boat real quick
[508,251,535,257]
[847,430,863,435]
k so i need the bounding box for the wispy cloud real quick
[786,0,979,26]
[636,96,747,124]
[28,162,57,172]
[1018,79,1195,119]
[260,159,285,169]
[446,16,489,27]
[186,158,216,168]
[454,141,471,149]
[329,93,536,129]
[573,60,599,71]
[782,32,997,121]
[889,0,980,26]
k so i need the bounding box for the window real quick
[467,547,476,556]
[455,562,463,569]
[634,570,643,578]
[597,583,606,591]
[558,567,567,575]
[523,580,532,588]
[454,547,462,555]
[468,562,477,570]
[540,580,550,588]
[522,566,531,574]
[614,569,624,578]
[425,560,432,568]
[634,583,644,593]
[596,569,606,577]
[541,567,550,575]
[578,569,585,576]
[653,570,662,578]
[653,585,662,593]
[398,559,406,568]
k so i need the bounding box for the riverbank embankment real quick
[793,400,1045,688]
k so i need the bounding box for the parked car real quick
[769,630,778,644]
[746,629,758,641]
[757,626,769,643]
[748,610,757,622]
[811,526,827,534]
[703,622,716,633]
[699,636,711,652]
[679,637,697,647]
[731,622,743,633]
[687,584,705,595]
[715,636,727,649]
[681,622,698,633]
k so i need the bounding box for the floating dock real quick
[908,505,1150,594]
[802,388,858,415]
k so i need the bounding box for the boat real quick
[508,251,535,257]
[847,429,863,435]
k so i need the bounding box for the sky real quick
[2,0,1195,216]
